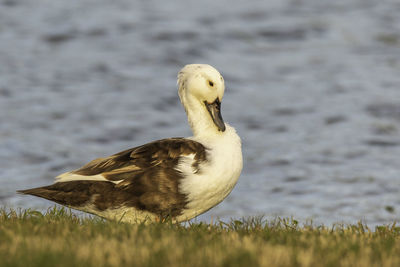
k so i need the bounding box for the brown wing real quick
[18,138,208,218]
[72,137,207,180]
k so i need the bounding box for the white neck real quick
[182,94,222,137]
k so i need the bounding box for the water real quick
[1,0,400,225]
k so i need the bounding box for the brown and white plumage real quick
[19,64,243,223]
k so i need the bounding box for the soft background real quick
[1,0,400,225]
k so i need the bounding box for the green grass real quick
[1,207,400,267]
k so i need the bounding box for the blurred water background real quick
[1,0,400,225]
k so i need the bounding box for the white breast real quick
[176,124,243,221]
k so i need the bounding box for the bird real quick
[18,64,243,223]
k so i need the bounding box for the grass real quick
[1,207,400,267]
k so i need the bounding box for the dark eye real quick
[208,81,214,87]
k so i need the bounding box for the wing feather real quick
[70,137,207,181]
[19,138,208,218]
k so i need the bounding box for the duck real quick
[18,64,243,223]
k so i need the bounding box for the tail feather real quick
[17,181,109,207]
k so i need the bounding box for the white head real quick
[177,64,226,135]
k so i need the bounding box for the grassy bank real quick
[1,207,399,267]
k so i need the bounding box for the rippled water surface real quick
[1,0,400,225]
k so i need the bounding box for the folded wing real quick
[18,138,208,218]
